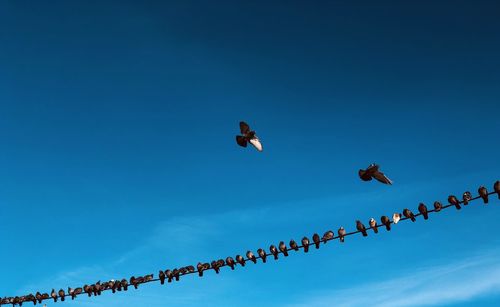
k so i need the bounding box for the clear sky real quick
[1,1,500,306]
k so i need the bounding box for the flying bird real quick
[356,220,368,236]
[358,163,393,185]
[392,213,401,224]
[338,227,346,242]
[418,203,429,219]
[369,218,378,233]
[448,195,461,210]
[236,121,263,152]
[380,216,391,231]
[403,208,416,222]
[433,201,443,212]
[478,186,489,204]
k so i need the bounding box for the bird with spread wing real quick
[236,121,263,152]
[358,163,393,185]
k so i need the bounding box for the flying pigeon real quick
[478,186,489,204]
[462,191,472,205]
[380,216,391,231]
[403,208,416,222]
[236,121,263,152]
[312,233,321,248]
[257,248,267,263]
[246,251,257,263]
[495,181,500,199]
[356,220,368,236]
[270,245,279,260]
[301,237,310,252]
[236,255,246,266]
[358,163,393,185]
[369,218,378,233]
[289,240,299,251]
[392,213,401,224]
[434,201,442,212]
[418,203,429,219]
[448,195,461,210]
[279,241,289,256]
[338,227,346,242]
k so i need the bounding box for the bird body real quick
[338,227,346,242]
[369,218,378,233]
[418,203,429,219]
[478,186,489,203]
[403,208,416,222]
[356,220,368,236]
[381,216,391,231]
[392,213,401,224]
[236,121,263,152]
[359,163,393,185]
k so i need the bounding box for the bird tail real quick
[362,231,368,237]
[373,228,378,234]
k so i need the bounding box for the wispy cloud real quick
[289,250,500,307]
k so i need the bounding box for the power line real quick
[2,181,499,306]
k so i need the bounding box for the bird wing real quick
[358,169,372,181]
[236,135,248,147]
[239,121,250,134]
[249,137,263,152]
[373,171,393,185]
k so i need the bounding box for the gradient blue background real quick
[1,1,499,306]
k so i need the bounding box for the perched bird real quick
[338,227,346,242]
[94,281,102,296]
[83,285,92,297]
[121,279,129,291]
[247,251,257,263]
[312,233,321,248]
[392,213,401,224]
[130,276,139,289]
[270,245,279,260]
[301,237,310,252]
[35,292,43,304]
[211,260,223,274]
[58,289,65,301]
[172,269,180,281]
[236,255,246,266]
[186,266,196,273]
[434,201,443,212]
[356,220,367,236]
[179,267,189,275]
[448,195,461,210]
[322,230,334,243]
[380,216,391,231]
[495,181,500,199]
[358,163,393,185]
[165,269,174,282]
[478,186,489,204]
[68,287,77,299]
[418,203,429,220]
[403,208,416,222]
[159,270,166,284]
[226,257,236,270]
[289,240,299,251]
[279,241,289,256]
[236,121,263,152]
[463,191,472,205]
[257,248,267,263]
[369,218,378,233]
[51,289,57,302]
[144,274,154,282]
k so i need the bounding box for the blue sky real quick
[1,1,499,306]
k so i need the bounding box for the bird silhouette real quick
[312,233,321,248]
[380,216,391,231]
[462,191,472,205]
[257,248,267,263]
[236,121,263,152]
[369,218,378,233]
[358,163,393,185]
[448,195,461,210]
[338,227,346,242]
[392,213,401,224]
[356,220,368,236]
[478,186,489,204]
[302,237,310,252]
[279,241,289,256]
[403,208,416,222]
[418,203,429,220]
[434,201,443,212]
[270,245,279,260]
[247,251,257,263]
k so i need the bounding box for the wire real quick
[2,183,498,306]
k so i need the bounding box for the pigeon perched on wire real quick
[478,186,489,204]
[462,191,472,205]
[448,195,461,210]
[226,257,236,270]
[302,237,310,252]
[358,163,393,185]
[434,201,443,212]
[236,121,263,152]
[289,240,299,251]
[369,218,378,233]
[356,220,368,236]
[279,241,289,256]
[270,245,279,260]
[418,203,429,220]
[403,208,416,222]
[381,216,391,231]
[257,248,267,263]
[247,251,257,263]
[392,213,401,224]
[338,227,346,242]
